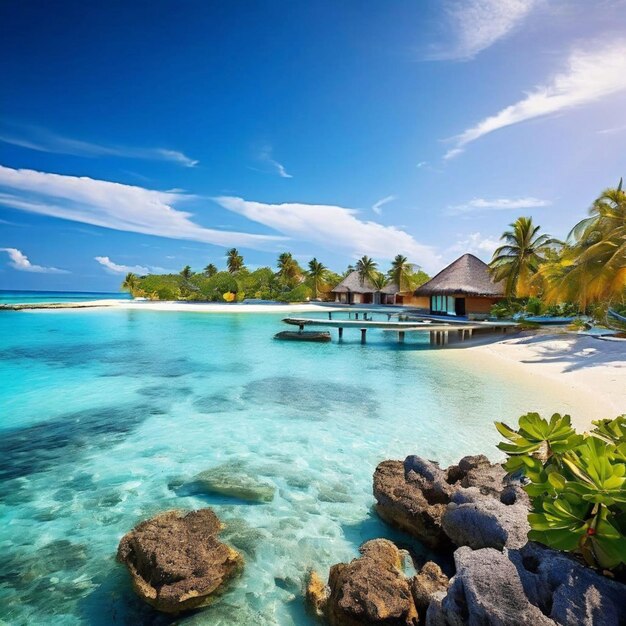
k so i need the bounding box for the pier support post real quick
[443,331,449,345]
[299,324,304,333]
[338,327,344,341]
[356,313,359,320]
[328,312,332,320]
[360,328,367,344]
[398,331,405,343]
[430,331,435,345]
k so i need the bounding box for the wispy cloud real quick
[213,196,441,272]
[445,39,626,158]
[94,256,176,275]
[258,145,292,178]
[0,165,285,250]
[434,0,539,61]
[447,196,550,215]
[0,247,68,273]
[448,232,500,260]
[372,195,397,215]
[0,125,198,167]
[94,256,150,275]
[597,124,626,135]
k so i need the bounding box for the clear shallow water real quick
[0,290,130,304]
[0,306,584,625]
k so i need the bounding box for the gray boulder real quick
[442,487,530,550]
[511,542,626,626]
[426,547,556,626]
[374,459,451,550]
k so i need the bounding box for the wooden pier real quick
[282,316,517,345]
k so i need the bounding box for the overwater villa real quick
[413,253,504,318]
[331,270,380,304]
[331,271,422,305]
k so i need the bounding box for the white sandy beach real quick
[444,331,626,429]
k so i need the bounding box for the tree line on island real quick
[121,251,430,303]
[488,178,625,321]
[121,179,625,315]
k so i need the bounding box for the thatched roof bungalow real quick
[331,271,381,304]
[414,253,504,317]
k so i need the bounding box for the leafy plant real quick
[496,412,626,571]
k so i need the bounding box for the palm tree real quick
[226,248,244,274]
[204,263,218,277]
[277,252,301,286]
[490,217,558,297]
[307,257,327,299]
[355,255,378,286]
[122,272,139,296]
[180,265,193,280]
[563,179,626,307]
[388,254,414,292]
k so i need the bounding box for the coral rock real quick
[117,508,242,614]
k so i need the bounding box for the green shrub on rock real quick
[496,413,626,571]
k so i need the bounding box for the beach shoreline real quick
[2,299,336,313]
[442,331,626,430]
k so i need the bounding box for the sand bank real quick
[442,331,626,429]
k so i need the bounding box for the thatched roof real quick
[414,254,504,297]
[381,282,400,295]
[332,270,377,293]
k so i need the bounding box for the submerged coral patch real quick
[241,376,380,419]
[0,403,165,481]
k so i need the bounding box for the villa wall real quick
[465,296,501,314]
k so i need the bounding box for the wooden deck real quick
[282,316,518,344]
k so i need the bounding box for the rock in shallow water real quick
[374,455,529,552]
[427,546,555,626]
[116,508,243,614]
[191,463,276,503]
[307,539,420,626]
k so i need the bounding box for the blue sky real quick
[1,0,625,291]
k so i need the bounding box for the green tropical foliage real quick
[355,255,378,285]
[496,413,626,571]
[540,181,626,311]
[388,255,413,291]
[490,217,559,297]
[226,248,245,274]
[121,272,140,296]
[276,252,302,287]
[489,180,626,320]
[204,264,218,277]
[307,258,328,299]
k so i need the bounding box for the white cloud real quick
[447,196,550,214]
[94,256,177,275]
[372,195,397,215]
[0,247,68,273]
[0,126,198,167]
[597,124,626,135]
[213,196,441,272]
[445,39,626,158]
[94,256,149,274]
[436,0,539,61]
[0,165,285,249]
[258,145,292,178]
[449,232,500,260]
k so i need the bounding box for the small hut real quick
[414,253,504,318]
[331,271,380,304]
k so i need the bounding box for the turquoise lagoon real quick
[0,290,130,304]
[0,303,583,625]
